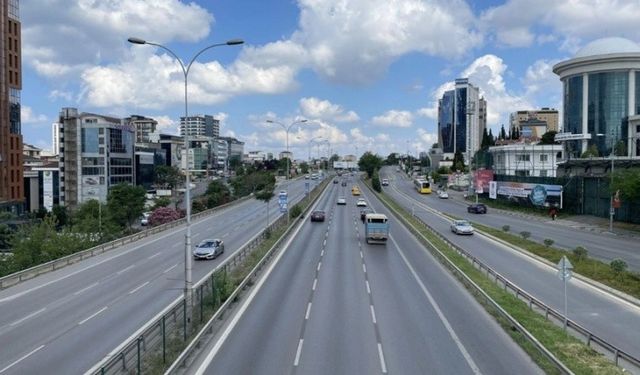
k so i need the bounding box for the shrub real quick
[149,207,182,226]
[573,246,588,262]
[502,225,510,232]
[289,204,303,219]
[519,231,531,240]
[610,259,628,276]
[543,238,554,248]
[372,169,382,192]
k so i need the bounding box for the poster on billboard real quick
[43,171,54,211]
[495,181,563,208]
[474,169,494,192]
[489,181,497,199]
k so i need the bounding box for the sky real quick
[18,0,640,160]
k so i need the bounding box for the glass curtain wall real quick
[564,75,583,159]
[588,72,628,156]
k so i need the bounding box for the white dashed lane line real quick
[78,306,108,325]
[0,345,45,374]
[128,281,150,295]
[10,308,46,327]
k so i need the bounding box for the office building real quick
[553,37,640,158]
[58,108,135,209]
[159,134,184,169]
[219,136,244,161]
[437,78,486,164]
[0,0,22,213]
[489,143,564,177]
[125,115,158,144]
[180,114,219,138]
[509,108,559,138]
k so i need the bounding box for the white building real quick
[488,143,564,177]
[244,150,267,163]
[212,138,229,170]
[180,114,219,138]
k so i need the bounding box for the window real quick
[516,154,530,162]
[540,154,548,162]
[81,128,100,153]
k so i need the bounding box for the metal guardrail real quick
[0,195,253,290]
[86,178,331,375]
[373,182,640,374]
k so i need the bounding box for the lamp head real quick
[127,37,146,45]
[226,39,244,46]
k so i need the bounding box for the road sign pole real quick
[564,274,568,331]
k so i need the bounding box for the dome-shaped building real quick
[553,37,640,158]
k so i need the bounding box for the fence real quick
[0,196,253,290]
[87,178,330,375]
[374,183,640,374]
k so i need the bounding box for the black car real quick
[341,181,347,186]
[310,210,326,222]
[467,203,487,214]
[360,208,373,222]
[333,179,339,184]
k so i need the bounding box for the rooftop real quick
[574,37,640,58]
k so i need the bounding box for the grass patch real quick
[373,189,624,374]
[474,223,640,299]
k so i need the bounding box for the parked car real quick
[360,208,373,222]
[337,197,347,205]
[467,203,487,214]
[356,198,367,207]
[140,212,150,226]
[381,178,389,186]
[438,191,449,199]
[310,210,326,222]
[451,220,474,235]
[193,239,225,260]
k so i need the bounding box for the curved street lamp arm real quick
[144,41,187,77]
[185,43,228,76]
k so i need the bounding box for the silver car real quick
[450,220,474,235]
[193,239,225,260]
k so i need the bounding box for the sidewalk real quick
[446,190,640,239]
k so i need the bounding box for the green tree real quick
[154,165,181,189]
[107,183,146,230]
[371,169,382,192]
[358,152,383,179]
[611,168,640,203]
[452,151,466,172]
[385,153,399,165]
[540,131,559,145]
[152,196,171,210]
[205,180,232,208]
[499,124,507,140]
[614,140,627,156]
[71,199,118,241]
[254,181,276,228]
[51,205,68,227]
[580,144,600,158]
[0,224,13,250]
[299,162,310,174]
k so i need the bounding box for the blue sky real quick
[19,0,640,159]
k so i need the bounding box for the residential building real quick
[489,143,564,177]
[0,0,22,214]
[23,143,41,158]
[52,123,60,154]
[509,108,559,138]
[125,115,158,144]
[244,150,267,163]
[180,114,219,138]
[553,37,640,159]
[58,108,135,209]
[437,78,486,165]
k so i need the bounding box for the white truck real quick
[364,213,389,245]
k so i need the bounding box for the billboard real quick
[43,171,54,211]
[333,161,357,169]
[495,181,563,208]
[474,169,494,193]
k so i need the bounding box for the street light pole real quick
[128,36,243,322]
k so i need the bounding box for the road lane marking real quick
[163,263,178,274]
[390,235,482,374]
[147,252,162,260]
[320,249,324,257]
[317,262,322,272]
[128,281,150,295]
[366,280,371,295]
[294,339,304,366]
[323,239,326,246]
[10,308,46,326]
[78,306,108,325]
[312,279,317,291]
[360,251,364,259]
[73,282,99,296]
[362,264,367,273]
[377,343,388,374]
[305,303,312,320]
[0,344,45,374]
[116,265,135,275]
[370,305,377,324]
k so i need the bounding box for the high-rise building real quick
[0,0,22,213]
[219,136,244,161]
[437,78,485,164]
[58,108,135,209]
[179,114,219,138]
[509,108,559,138]
[124,115,158,144]
[52,123,60,154]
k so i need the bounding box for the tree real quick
[614,140,627,157]
[580,144,600,158]
[358,152,383,179]
[611,168,640,203]
[299,162,310,174]
[205,180,231,208]
[481,127,490,149]
[152,196,171,210]
[51,205,68,227]
[154,165,181,189]
[254,182,276,228]
[499,124,507,140]
[385,153,399,165]
[452,151,466,172]
[71,199,118,241]
[488,129,495,146]
[540,131,558,145]
[372,169,382,192]
[107,183,147,230]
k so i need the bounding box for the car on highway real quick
[310,210,326,222]
[341,181,347,186]
[360,208,373,222]
[351,186,361,196]
[193,239,225,260]
[381,178,389,186]
[467,203,487,214]
[337,197,347,205]
[438,191,449,199]
[450,220,474,235]
[333,179,339,184]
[356,198,367,207]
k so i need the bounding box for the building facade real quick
[180,114,219,138]
[125,115,158,144]
[509,108,559,137]
[52,123,60,155]
[553,37,640,159]
[58,108,135,209]
[438,78,486,164]
[219,136,244,161]
[0,0,22,213]
[489,143,564,177]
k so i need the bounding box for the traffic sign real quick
[557,256,573,281]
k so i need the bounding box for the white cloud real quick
[417,129,438,148]
[48,90,74,102]
[154,115,179,135]
[299,97,359,122]
[522,59,562,96]
[21,106,48,124]
[372,110,413,127]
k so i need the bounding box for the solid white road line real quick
[163,263,178,274]
[294,339,304,366]
[10,308,46,326]
[390,235,482,375]
[370,305,377,324]
[377,343,388,374]
[73,282,99,296]
[305,303,312,320]
[128,281,150,295]
[0,344,45,374]
[78,306,108,325]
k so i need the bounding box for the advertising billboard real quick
[495,181,563,208]
[474,169,494,193]
[43,171,54,211]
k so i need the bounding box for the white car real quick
[451,219,474,235]
[140,212,150,226]
[381,178,389,186]
[337,197,347,205]
[438,191,449,199]
[356,198,367,207]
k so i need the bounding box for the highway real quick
[379,167,640,361]
[0,177,318,374]
[194,178,541,375]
